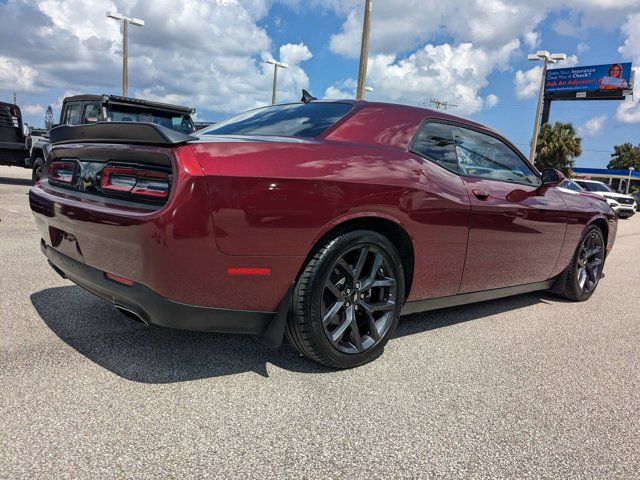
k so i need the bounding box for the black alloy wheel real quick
[321,245,398,354]
[286,230,405,368]
[575,229,604,295]
[556,224,605,302]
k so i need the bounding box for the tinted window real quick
[564,180,584,192]
[411,122,457,173]
[64,103,82,125]
[575,181,612,193]
[83,103,101,123]
[108,107,195,134]
[452,126,539,185]
[201,103,353,138]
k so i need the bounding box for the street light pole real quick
[627,167,635,194]
[527,51,566,165]
[107,11,145,97]
[265,59,288,105]
[356,0,373,100]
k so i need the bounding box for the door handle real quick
[472,189,490,200]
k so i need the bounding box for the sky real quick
[1,0,639,168]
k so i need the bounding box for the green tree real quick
[607,143,640,170]
[535,122,582,175]
[44,106,54,130]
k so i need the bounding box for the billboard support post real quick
[529,57,551,165]
[541,98,552,126]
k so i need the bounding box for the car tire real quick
[555,224,605,302]
[285,230,405,368]
[32,157,44,185]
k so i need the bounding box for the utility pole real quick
[107,11,145,97]
[265,59,288,105]
[527,50,566,165]
[13,92,17,104]
[429,98,457,110]
[356,0,373,100]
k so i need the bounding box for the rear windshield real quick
[200,102,353,138]
[108,107,195,134]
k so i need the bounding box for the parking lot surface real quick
[2,165,639,478]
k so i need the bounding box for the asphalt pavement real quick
[1,165,639,478]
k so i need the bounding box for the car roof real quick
[321,99,505,150]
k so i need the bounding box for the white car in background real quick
[572,179,636,219]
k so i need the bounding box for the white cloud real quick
[22,104,45,116]
[577,42,590,54]
[361,40,520,115]
[324,0,638,113]
[578,115,607,138]
[514,65,542,100]
[485,94,500,109]
[0,0,313,116]
[523,31,540,49]
[615,13,640,124]
[323,78,356,99]
[0,57,41,93]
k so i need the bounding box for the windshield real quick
[108,107,195,134]
[577,181,613,193]
[200,102,353,138]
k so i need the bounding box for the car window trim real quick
[410,118,542,187]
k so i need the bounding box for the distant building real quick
[572,167,639,193]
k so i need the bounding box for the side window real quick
[567,181,582,192]
[410,122,457,173]
[82,103,101,123]
[452,126,539,185]
[63,103,82,125]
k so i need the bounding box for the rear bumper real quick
[42,241,276,336]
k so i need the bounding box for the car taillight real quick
[101,165,170,200]
[48,161,76,185]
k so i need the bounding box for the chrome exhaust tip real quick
[115,305,149,326]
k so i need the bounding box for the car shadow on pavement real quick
[0,176,32,186]
[31,285,553,384]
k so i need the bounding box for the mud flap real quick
[259,283,294,348]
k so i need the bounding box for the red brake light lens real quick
[101,165,170,200]
[48,161,76,185]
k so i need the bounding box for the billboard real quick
[544,62,633,95]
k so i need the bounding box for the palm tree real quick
[535,122,582,174]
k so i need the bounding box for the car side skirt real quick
[401,279,556,316]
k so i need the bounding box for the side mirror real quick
[541,168,565,187]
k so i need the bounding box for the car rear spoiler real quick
[49,122,197,146]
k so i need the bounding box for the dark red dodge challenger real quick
[30,99,617,368]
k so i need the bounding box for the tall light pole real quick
[527,50,566,165]
[107,11,145,97]
[356,0,373,100]
[627,167,635,194]
[265,59,288,105]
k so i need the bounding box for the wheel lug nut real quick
[346,289,351,294]
[355,283,360,289]
[345,301,350,307]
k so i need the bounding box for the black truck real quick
[1,95,197,183]
[0,101,29,169]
